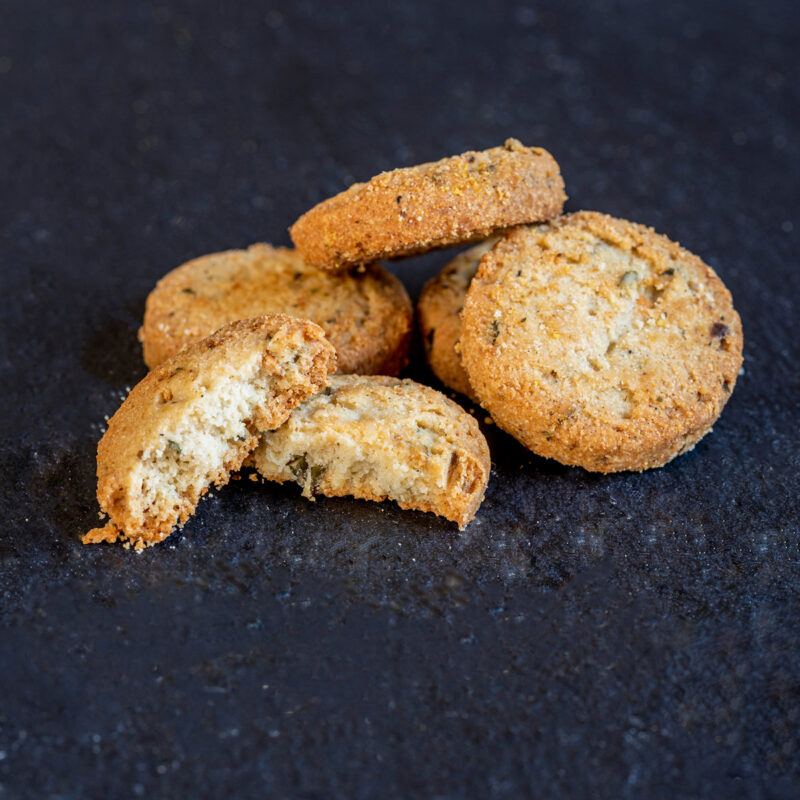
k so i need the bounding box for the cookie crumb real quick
[82,522,120,545]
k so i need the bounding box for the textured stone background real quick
[1,0,798,797]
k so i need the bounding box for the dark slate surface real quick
[1,0,798,797]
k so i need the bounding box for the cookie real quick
[83,315,337,549]
[418,238,498,398]
[460,212,743,472]
[290,139,566,270]
[140,244,412,375]
[249,375,491,528]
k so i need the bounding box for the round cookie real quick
[84,315,337,549]
[290,139,566,270]
[418,238,498,399]
[140,244,412,375]
[250,375,490,528]
[460,212,743,473]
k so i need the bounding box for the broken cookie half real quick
[249,375,491,528]
[84,315,337,549]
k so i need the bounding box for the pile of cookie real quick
[85,139,742,549]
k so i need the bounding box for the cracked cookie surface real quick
[290,139,566,270]
[460,212,743,472]
[140,244,412,375]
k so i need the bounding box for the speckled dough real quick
[418,239,498,399]
[290,139,566,270]
[84,315,337,549]
[460,212,743,472]
[249,375,491,528]
[140,244,412,375]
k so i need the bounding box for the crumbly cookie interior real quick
[132,350,265,530]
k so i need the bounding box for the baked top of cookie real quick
[250,374,491,528]
[418,238,498,399]
[460,211,743,473]
[290,139,566,270]
[87,315,337,548]
[140,244,412,375]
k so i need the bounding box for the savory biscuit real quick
[140,244,412,375]
[290,139,566,270]
[249,375,491,528]
[84,315,337,549]
[460,212,743,472]
[418,238,498,398]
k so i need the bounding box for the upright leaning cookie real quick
[84,315,337,549]
[418,238,498,399]
[460,212,743,472]
[249,375,491,528]
[140,244,412,375]
[290,139,566,270]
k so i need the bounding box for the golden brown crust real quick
[140,244,412,375]
[417,239,498,399]
[250,375,491,528]
[91,315,337,548]
[460,212,743,472]
[290,139,566,270]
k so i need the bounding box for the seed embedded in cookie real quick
[460,211,744,472]
[290,139,566,270]
[140,244,412,375]
[418,238,498,399]
[84,315,337,549]
[249,375,491,528]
